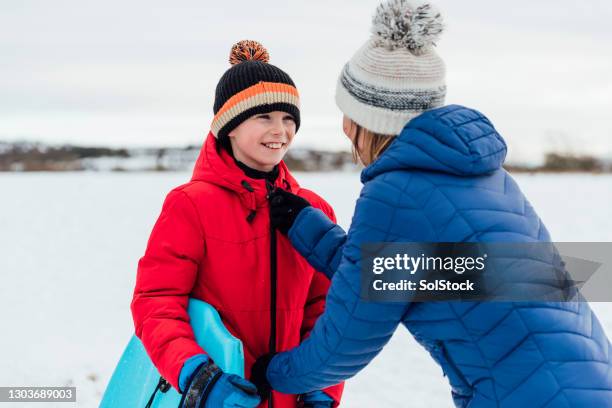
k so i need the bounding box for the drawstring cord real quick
[240,180,254,192]
[144,376,170,408]
[240,178,290,223]
[241,180,257,223]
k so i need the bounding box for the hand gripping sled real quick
[99,299,244,407]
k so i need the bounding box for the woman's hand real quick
[269,189,311,234]
[249,353,275,400]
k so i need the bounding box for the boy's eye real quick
[257,114,271,119]
[283,115,295,122]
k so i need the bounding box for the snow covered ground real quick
[1,171,611,407]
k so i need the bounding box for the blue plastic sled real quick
[100,299,244,407]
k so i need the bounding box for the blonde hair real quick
[351,121,395,166]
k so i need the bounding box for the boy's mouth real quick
[262,142,285,150]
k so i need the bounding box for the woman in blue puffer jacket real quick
[250,1,612,406]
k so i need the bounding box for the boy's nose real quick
[270,119,285,136]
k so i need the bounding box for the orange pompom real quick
[229,40,270,65]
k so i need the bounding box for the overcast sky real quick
[1,0,611,163]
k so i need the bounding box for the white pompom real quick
[371,0,444,52]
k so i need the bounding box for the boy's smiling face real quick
[228,111,296,172]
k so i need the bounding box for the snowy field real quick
[1,171,611,407]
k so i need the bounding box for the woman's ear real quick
[342,115,357,141]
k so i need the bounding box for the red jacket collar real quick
[191,132,300,210]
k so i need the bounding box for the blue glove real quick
[301,390,334,408]
[179,354,260,408]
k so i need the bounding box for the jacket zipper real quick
[266,180,277,408]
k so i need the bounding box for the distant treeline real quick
[0,143,130,171]
[506,153,611,173]
[0,142,356,172]
[0,141,610,173]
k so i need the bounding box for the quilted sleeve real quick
[288,206,347,280]
[130,188,207,391]
[267,178,437,393]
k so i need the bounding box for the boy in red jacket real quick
[131,40,343,408]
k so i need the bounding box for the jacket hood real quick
[191,132,300,211]
[362,105,507,183]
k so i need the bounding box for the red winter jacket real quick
[131,132,344,407]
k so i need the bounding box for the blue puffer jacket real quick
[267,105,612,407]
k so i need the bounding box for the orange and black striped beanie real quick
[211,40,300,141]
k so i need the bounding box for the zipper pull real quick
[265,180,275,198]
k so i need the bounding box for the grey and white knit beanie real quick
[336,0,446,135]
